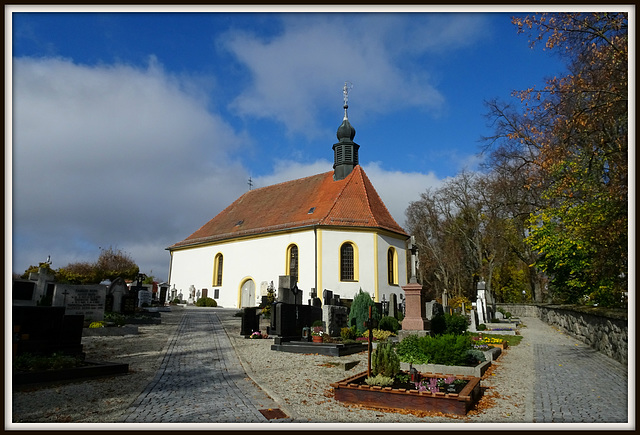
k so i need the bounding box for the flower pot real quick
[312,335,323,343]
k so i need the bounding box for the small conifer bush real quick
[371,341,400,378]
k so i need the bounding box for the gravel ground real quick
[220,310,535,424]
[10,309,183,424]
[10,307,535,426]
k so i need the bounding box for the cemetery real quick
[239,251,508,415]
[11,267,168,385]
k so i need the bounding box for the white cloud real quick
[362,161,444,228]
[11,57,250,279]
[219,14,490,138]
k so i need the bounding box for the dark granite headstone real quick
[13,280,36,302]
[13,306,84,357]
[105,294,114,312]
[121,295,136,314]
[241,307,260,336]
[322,289,333,306]
[270,302,321,338]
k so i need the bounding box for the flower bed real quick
[331,371,482,415]
[399,360,491,378]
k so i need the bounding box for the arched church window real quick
[340,242,355,281]
[213,253,223,287]
[287,244,299,280]
[387,247,398,285]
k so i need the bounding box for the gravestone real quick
[108,277,128,313]
[469,309,478,332]
[105,293,114,312]
[29,266,56,305]
[323,289,333,306]
[13,280,37,306]
[52,284,106,322]
[322,305,348,337]
[13,306,84,357]
[170,285,178,301]
[425,300,444,320]
[159,283,169,305]
[270,303,321,338]
[401,282,428,331]
[188,285,196,305]
[277,275,301,305]
[476,280,487,324]
[121,294,136,314]
[311,297,322,308]
[240,307,260,336]
[388,293,398,319]
[138,289,152,308]
[442,289,449,313]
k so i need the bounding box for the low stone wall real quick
[497,303,628,365]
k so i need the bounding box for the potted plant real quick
[311,320,324,343]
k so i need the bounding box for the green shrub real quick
[347,289,380,334]
[497,307,512,318]
[311,319,324,327]
[366,329,395,341]
[340,326,358,340]
[431,313,468,336]
[378,315,400,333]
[395,334,428,365]
[104,312,126,326]
[396,334,474,366]
[365,374,394,387]
[477,323,487,331]
[371,341,400,378]
[195,297,217,307]
[465,349,486,365]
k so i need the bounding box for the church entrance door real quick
[240,279,255,308]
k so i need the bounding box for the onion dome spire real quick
[333,81,359,181]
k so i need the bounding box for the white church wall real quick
[319,228,377,300]
[169,229,317,308]
[375,233,409,304]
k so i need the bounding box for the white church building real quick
[167,89,410,308]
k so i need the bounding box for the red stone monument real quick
[401,237,429,331]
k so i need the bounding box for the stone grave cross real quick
[364,305,374,377]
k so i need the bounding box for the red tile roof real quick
[168,166,408,249]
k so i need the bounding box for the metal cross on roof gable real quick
[343,81,353,120]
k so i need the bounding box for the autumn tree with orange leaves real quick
[484,13,628,306]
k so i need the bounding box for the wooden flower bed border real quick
[330,371,483,415]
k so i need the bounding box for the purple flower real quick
[427,378,439,393]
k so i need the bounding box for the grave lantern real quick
[409,365,419,383]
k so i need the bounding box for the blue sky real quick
[8,6,572,281]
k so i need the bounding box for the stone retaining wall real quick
[497,303,628,365]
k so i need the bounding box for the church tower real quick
[333,82,360,181]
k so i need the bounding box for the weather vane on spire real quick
[343,81,353,120]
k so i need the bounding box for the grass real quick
[470,333,524,347]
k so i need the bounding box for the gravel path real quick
[10,306,630,427]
